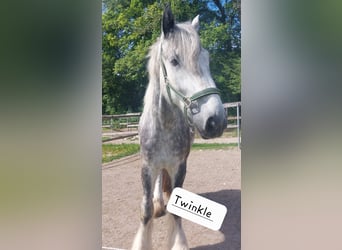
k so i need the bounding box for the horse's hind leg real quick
[168,161,189,250]
[132,165,157,250]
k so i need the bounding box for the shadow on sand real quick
[191,189,241,250]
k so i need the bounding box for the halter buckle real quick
[183,97,191,107]
[189,100,200,114]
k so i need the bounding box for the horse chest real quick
[140,123,192,166]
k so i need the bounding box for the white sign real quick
[166,187,227,231]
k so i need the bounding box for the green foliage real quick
[201,21,240,102]
[102,0,241,114]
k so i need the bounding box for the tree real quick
[201,0,241,102]
[102,0,241,114]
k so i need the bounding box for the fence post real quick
[237,103,241,149]
[223,102,241,149]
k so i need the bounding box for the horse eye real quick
[170,58,179,66]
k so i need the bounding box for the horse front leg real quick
[153,170,165,218]
[153,169,172,218]
[168,161,189,250]
[132,165,157,250]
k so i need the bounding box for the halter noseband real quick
[159,45,221,125]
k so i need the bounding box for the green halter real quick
[160,46,221,125]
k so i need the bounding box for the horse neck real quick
[143,41,188,129]
[145,77,178,126]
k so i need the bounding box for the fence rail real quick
[102,113,141,131]
[102,102,241,147]
[102,113,141,119]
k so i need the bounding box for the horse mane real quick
[143,21,202,111]
[143,40,161,113]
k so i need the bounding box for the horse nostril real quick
[205,117,217,133]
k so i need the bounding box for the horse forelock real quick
[146,21,202,81]
[143,21,203,111]
[168,22,202,72]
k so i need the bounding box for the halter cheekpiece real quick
[159,44,221,126]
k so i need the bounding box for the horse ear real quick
[162,4,175,38]
[191,15,200,32]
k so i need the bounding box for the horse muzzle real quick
[197,112,227,139]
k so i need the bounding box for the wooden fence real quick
[102,102,241,147]
[223,102,241,148]
[102,113,141,131]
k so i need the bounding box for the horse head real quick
[159,5,227,139]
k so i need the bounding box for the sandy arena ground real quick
[102,149,241,250]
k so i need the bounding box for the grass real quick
[102,142,237,163]
[102,143,140,163]
[191,143,237,150]
[222,128,239,138]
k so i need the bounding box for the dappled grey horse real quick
[132,5,227,250]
